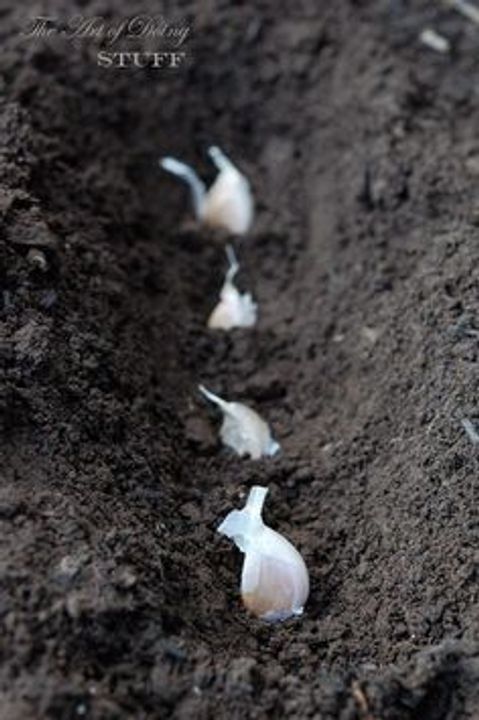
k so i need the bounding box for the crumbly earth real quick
[1,1,479,718]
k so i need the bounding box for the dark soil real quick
[2,1,479,718]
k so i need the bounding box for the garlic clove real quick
[207,245,257,330]
[242,548,307,621]
[218,486,309,621]
[159,148,254,235]
[198,386,280,460]
[202,147,254,235]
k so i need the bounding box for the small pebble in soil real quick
[27,247,48,271]
[419,28,451,54]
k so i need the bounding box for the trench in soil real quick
[2,1,479,718]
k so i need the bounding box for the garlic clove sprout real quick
[218,486,309,621]
[159,147,254,235]
[159,156,207,221]
[207,245,258,330]
[198,385,280,460]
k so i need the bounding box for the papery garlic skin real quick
[159,147,254,235]
[218,486,309,621]
[208,245,257,330]
[199,386,279,460]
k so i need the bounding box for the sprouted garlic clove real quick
[202,146,254,235]
[218,486,309,621]
[159,146,254,235]
[207,245,257,330]
[198,385,280,460]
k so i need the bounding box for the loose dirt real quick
[1,1,479,718]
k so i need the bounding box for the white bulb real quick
[202,147,254,235]
[218,486,309,621]
[207,245,257,330]
[159,146,254,236]
[198,385,279,460]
